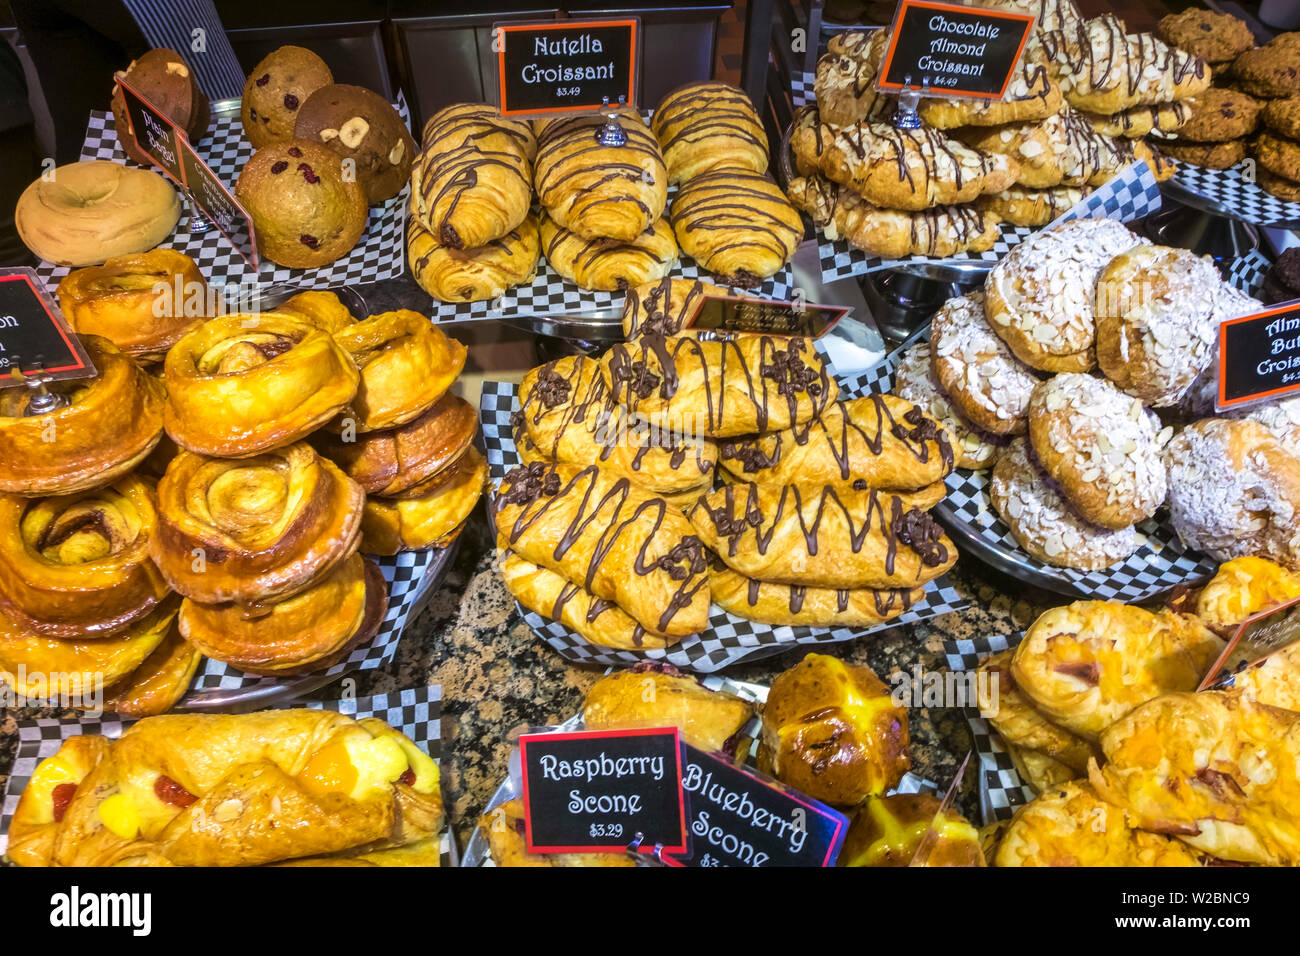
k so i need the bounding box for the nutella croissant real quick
[163,313,359,458]
[601,334,837,439]
[689,481,956,589]
[534,111,667,241]
[0,335,165,496]
[651,81,768,183]
[152,443,363,604]
[671,169,803,286]
[407,208,539,303]
[493,461,711,639]
[540,213,678,292]
[8,709,443,867]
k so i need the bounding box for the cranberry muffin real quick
[241,46,333,149]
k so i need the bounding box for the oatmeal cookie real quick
[1177,87,1262,142]
[1257,131,1300,183]
[1262,97,1300,140]
[1158,9,1255,66]
[1160,138,1247,169]
[1258,168,1300,203]
[1232,36,1300,99]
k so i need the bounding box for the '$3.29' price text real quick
[589,822,623,838]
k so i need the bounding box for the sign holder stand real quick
[11,360,66,415]
[891,77,929,130]
[595,95,629,147]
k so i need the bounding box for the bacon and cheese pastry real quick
[1010,600,1224,740]
[102,627,202,717]
[1089,690,1300,866]
[152,443,363,604]
[0,477,168,639]
[621,277,726,339]
[331,311,466,433]
[499,551,675,651]
[493,461,710,639]
[316,392,477,497]
[583,663,755,751]
[651,81,768,183]
[690,482,956,590]
[920,55,1062,129]
[975,184,1088,227]
[407,209,539,303]
[0,336,165,496]
[671,169,802,287]
[359,445,486,554]
[840,794,984,867]
[540,213,677,291]
[994,781,1201,867]
[790,107,1019,212]
[534,111,667,242]
[1039,14,1210,114]
[57,249,207,363]
[601,334,836,439]
[479,799,635,868]
[1006,744,1077,793]
[179,553,386,675]
[717,393,954,492]
[758,653,909,806]
[812,31,891,128]
[1195,556,1300,637]
[709,563,923,628]
[276,289,357,332]
[163,313,359,458]
[411,103,535,249]
[8,709,443,867]
[984,216,1139,372]
[893,342,1001,470]
[786,173,1002,260]
[955,108,1106,189]
[977,650,1097,776]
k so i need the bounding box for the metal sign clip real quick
[596,95,629,147]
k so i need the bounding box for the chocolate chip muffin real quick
[1263,97,1300,140]
[1158,9,1255,66]
[294,84,415,205]
[1232,34,1300,99]
[1161,138,1248,169]
[112,48,209,165]
[235,139,367,268]
[241,46,333,149]
[1177,87,1262,142]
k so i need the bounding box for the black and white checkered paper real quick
[478,380,966,673]
[32,99,410,296]
[0,684,457,866]
[1172,162,1300,229]
[1224,248,1272,300]
[792,70,815,109]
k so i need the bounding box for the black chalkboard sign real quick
[518,727,686,854]
[877,0,1036,99]
[1217,298,1300,410]
[665,745,849,868]
[117,77,186,184]
[495,18,640,116]
[179,137,259,270]
[0,269,95,386]
[685,294,850,338]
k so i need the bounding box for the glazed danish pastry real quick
[601,334,836,438]
[0,335,165,496]
[163,313,359,458]
[179,553,387,675]
[411,103,534,249]
[102,626,202,717]
[540,213,678,291]
[152,443,363,604]
[0,477,168,639]
[651,81,768,183]
[689,482,956,589]
[331,310,466,432]
[583,664,756,750]
[709,564,924,628]
[359,445,486,554]
[671,169,802,286]
[533,111,667,241]
[621,277,726,339]
[493,462,711,638]
[406,209,539,303]
[57,249,207,362]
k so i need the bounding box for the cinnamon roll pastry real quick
[179,553,387,675]
[651,81,768,183]
[601,334,837,439]
[493,461,711,638]
[813,30,891,128]
[276,290,357,332]
[315,392,477,497]
[671,169,802,286]
[0,335,165,496]
[956,108,1107,188]
[518,355,717,496]
[709,563,923,628]
[152,443,363,604]
[331,311,466,433]
[163,313,359,458]
[412,103,534,249]
[689,482,956,589]
[540,213,678,291]
[0,598,177,696]
[717,394,955,492]
[0,477,168,639]
[790,107,1020,211]
[787,173,1002,260]
[8,709,443,867]
[920,55,1062,129]
[57,250,207,363]
[407,208,539,303]
[976,184,1089,227]
[621,277,727,339]
[499,551,675,651]
[533,111,667,241]
[359,446,486,554]
[103,627,202,717]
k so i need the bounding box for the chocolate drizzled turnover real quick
[623,278,714,338]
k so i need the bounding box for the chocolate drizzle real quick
[894,507,949,568]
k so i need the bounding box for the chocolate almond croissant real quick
[8,709,443,867]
